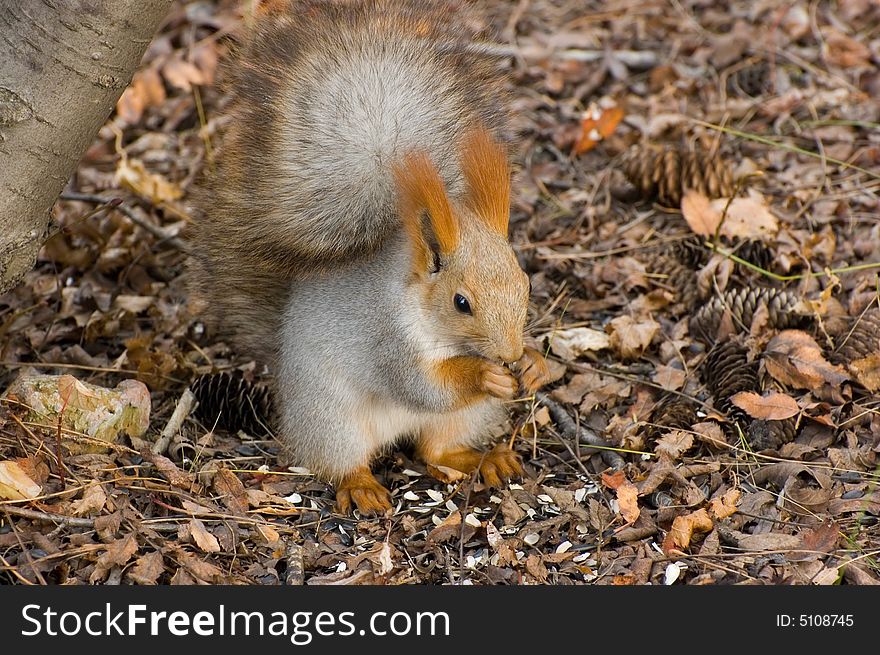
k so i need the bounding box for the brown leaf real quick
[849,353,880,392]
[574,102,624,154]
[189,519,221,553]
[764,330,850,390]
[823,28,871,68]
[607,315,659,360]
[0,460,41,500]
[427,511,470,544]
[799,520,840,555]
[664,508,713,552]
[681,189,778,240]
[212,467,249,515]
[142,450,198,491]
[615,480,640,525]
[654,431,694,459]
[91,533,139,583]
[127,550,165,585]
[652,364,686,391]
[70,484,108,516]
[680,191,717,235]
[168,546,226,584]
[162,57,206,91]
[709,488,740,519]
[730,391,800,420]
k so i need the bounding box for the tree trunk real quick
[0,0,172,295]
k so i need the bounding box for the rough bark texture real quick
[0,0,172,294]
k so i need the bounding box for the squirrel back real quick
[188,0,510,360]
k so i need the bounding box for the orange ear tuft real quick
[394,151,459,263]
[460,128,511,236]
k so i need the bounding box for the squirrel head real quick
[394,128,529,364]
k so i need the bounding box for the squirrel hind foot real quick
[421,445,522,488]
[335,468,393,516]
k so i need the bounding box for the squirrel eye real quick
[453,293,472,315]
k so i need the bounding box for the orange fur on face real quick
[393,151,459,270]
[460,127,511,237]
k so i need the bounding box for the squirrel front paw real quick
[336,468,392,516]
[514,346,552,394]
[480,361,518,400]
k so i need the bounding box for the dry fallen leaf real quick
[574,101,624,154]
[607,315,659,360]
[546,327,610,360]
[114,157,183,204]
[681,188,778,240]
[730,391,800,420]
[0,460,42,500]
[190,518,221,553]
[664,508,714,552]
[126,550,165,585]
[848,353,880,392]
[615,480,640,525]
[765,330,850,390]
[70,484,108,516]
[655,431,694,459]
[709,488,740,519]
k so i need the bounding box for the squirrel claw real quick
[479,445,523,487]
[336,469,392,516]
[515,347,551,394]
[481,361,518,400]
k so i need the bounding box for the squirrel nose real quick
[499,343,524,365]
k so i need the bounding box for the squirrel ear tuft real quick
[461,127,510,237]
[394,151,459,270]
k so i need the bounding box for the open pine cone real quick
[621,144,735,206]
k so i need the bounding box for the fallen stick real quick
[152,388,196,455]
[536,392,626,470]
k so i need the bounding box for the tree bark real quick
[0,0,172,295]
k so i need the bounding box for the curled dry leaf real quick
[730,391,800,420]
[709,488,740,519]
[0,460,42,500]
[664,508,713,552]
[546,327,610,360]
[764,330,850,390]
[606,315,659,360]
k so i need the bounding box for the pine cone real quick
[831,309,880,364]
[621,145,735,207]
[747,418,798,451]
[646,394,697,440]
[701,339,758,431]
[190,371,273,436]
[690,287,808,344]
[669,235,710,269]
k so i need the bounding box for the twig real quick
[59,191,190,252]
[152,388,196,455]
[536,392,625,470]
[463,42,658,69]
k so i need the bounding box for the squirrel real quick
[188,0,552,515]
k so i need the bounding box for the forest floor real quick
[1,0,879,585]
